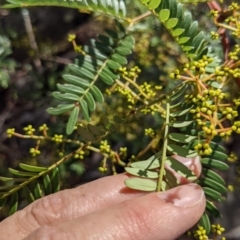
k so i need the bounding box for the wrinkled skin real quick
[0,172,205,240]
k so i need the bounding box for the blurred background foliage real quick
[0,1,240,236]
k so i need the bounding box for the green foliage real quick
[47,24,134,134]
[2,0,127,19]
[0,163,61,215]
[0,34,16,88]
[141,0,208,59]
[1,0,240,238]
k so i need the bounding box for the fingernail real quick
[156,184,204,207]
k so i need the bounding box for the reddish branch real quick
[207,1,240,88]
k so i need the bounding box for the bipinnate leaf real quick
[47,104,75,115]
[172,28,185,37]
[0,176,28,182]
[203,187,222,201]
[141,0,208,59]
[43,174,52,195]
[164,168,179,189]
[166,18,178,29]
[169,121,193,128]
[116,45,132,55]
[87,124,105,137]
[71,66,94,80]
[62,75,90,88]
[78,126,97,141]
[85,92,96,111]
[32,182,43,199]
[199,213,211,234]
[148,0,161,9]
[19,163,47,173]
[66,106,79,135]
[201,169,225,185]
[23,186,35,203]
[0,197,7,210]
[169,106,193,117]
[8,168,36,177]
[2,0,127,18]
[166,156,197,181]
[57,83,85,95]
[106,59,121,70]
[101,116,114,130]
[124,178,157,191]
[201,158,229,170]
[200,177,227,194]
[206,200,221,218]
[159,9,170,22]
[80,99,90,122]
[167,144,197,158]
[48,25,134,138]
[169,133,196,143]
[111,53,127,65]
[169,84,188,102]
[8,192,18,215]
[51,167,60,193]
[125,167,158,179]
[0,185,19,191]
[90,85,104,103]
[130,152,162,170]
[178,37,190,44]
[0,177,15,182]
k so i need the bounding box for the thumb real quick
[25,184,206,240]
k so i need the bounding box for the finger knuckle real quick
[30,191,69,225]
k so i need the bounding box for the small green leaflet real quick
[66,106,79,135]
[166,18,178,29]
[159,9,170,22]
[80,99,90,122]
[167,144,198,158]
[125,167,159,179]
[19,163,47,173]
[199,213,211,235]
[130,151,162,170]
[148,0,161,10]
[169,133,196,143]
[166,156,197,181]
[8,192,18,215]
[124,178,157,191]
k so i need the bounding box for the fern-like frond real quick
[140,0,208,59]
[125,80,228,234]
[47,22,135,135]
[2,0,127,19]
[0,164,60,215]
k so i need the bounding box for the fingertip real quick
[156,184,205,208]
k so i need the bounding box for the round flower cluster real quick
[29,148,41,157]
[194,142,213,156]
[74,150,85,160]
[100,140,111,153]
[194,225,208,240]
[118,66,141,78]
[211,223,225,235]
[98,166,108,173]
[140,82,156,97]
[52,134,63,143]
[23,125,35,135]
[6,128,15,138]
[39,124,49,132]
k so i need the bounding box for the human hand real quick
[0,174,205,240]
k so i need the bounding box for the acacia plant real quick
[1,0,240,239]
